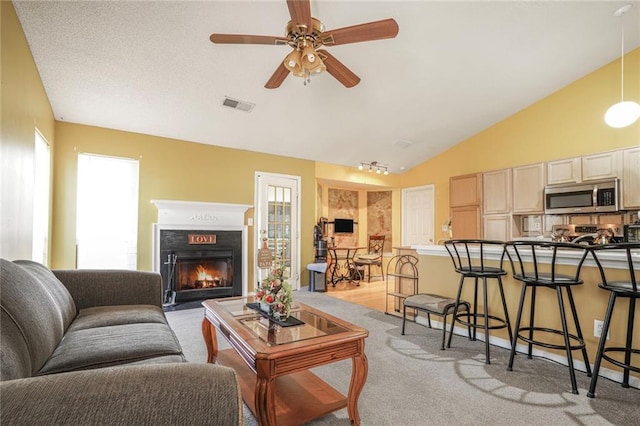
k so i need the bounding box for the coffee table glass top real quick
[215,298,350,345]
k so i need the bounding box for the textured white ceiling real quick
[13,1,640,174]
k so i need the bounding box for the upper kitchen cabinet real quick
[622,146,640,209]
[512,163,546,214]
[483,169,512,214]
[547,158,581,185]
[450,173,482,207]
[581,151,621,182]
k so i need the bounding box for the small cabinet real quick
[581,151,621,182]
[385,253,419,318]
[483,169,512,214]
[450,173,482,207]
[483,214,512,241]
[451,206,482,239]
[512,163,546,213]
[622,146,640,209]
[547,158,581,185]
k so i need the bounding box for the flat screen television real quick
[334,218,354,233]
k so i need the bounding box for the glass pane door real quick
[268,185,291,275]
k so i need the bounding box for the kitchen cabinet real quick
[483,169,511,214]
[512,163,546,213]
[483,214,512,241]
[581,151,621,182]
[547,158,581,185]
[451,206,481,239]
[622,146,640,209]
[450,173,482,207]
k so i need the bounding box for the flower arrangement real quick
[255,267,293,319]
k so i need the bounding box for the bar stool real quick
[504,241,592,395]
[587,243,640,398]
[444,240,513,364]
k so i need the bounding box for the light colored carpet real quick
[166,289,640,425]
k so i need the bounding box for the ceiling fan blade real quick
[286,0,312,31]
[210,34,288,45]
[265,63,290,89]
[321,18,399,46]
[317,50,360,88]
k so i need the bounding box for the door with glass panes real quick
[255,172,300,289]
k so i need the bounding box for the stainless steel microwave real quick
[544,179,619,214]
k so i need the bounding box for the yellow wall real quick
[400,48,640,234]
[0,1,56,261]
[51,122,316,289]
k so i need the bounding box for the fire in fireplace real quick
[159,229,243,304]
[176,257,232,291]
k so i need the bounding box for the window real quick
[76,153,139,269]
[32,130,51,264]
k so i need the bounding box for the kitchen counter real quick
[414,244,638,270]
[409,243,639,388]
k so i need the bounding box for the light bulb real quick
[358,164,363,170]
[376,168,381,174]
[605,101,640,128]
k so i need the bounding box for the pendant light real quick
[604,4,640,128]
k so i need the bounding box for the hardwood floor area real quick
[323,277,387,313]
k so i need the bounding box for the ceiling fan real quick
[209,0,399,88]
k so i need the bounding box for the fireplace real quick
[159,229,242,303]
[152,200,251,305]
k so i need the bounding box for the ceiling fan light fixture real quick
[283,49,302,72]
[302,44,316,63]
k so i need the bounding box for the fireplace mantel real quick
[151,200,252,227]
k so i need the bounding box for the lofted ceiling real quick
[13,1,640,174]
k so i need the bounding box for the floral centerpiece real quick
[255,267,293,320]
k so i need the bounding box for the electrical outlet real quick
[594,320,610,340]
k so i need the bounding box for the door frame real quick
[254,171,301,290]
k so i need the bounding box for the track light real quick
[358,161,389,175]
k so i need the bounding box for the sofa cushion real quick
[66,305,168,332]
[38,323,185,375]
[0,259,72,378]
[14,260,77,329]
[0,309,32,380]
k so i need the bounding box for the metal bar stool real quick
[504,241,592,395]
[587,243,640,398]
[444,240,513,364]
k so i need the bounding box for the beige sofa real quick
[0,259,242,425]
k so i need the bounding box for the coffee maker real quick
[314,218,328,262]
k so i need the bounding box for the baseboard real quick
[414,315,639,390]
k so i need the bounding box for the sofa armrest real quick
[53,269,163,309]
[0,363,242,425]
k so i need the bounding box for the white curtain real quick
[76,153,139,269]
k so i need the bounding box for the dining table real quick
[327,246,365,286]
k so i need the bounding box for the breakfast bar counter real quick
[411,244,639,388]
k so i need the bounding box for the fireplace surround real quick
[152,200,251,304]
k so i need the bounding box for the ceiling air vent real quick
[222,97,255,112]
[392,139,413,149]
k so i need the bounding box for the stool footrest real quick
[601,347,640,374]
[455,313,509,331]
[515,326,586,351]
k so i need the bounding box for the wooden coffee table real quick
[202,297,369,426]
